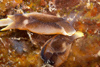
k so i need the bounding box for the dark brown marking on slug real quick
[24,12,64,23]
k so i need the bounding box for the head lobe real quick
[12,14,28,30]
[14,14,27,24]
[1,14,28,31]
